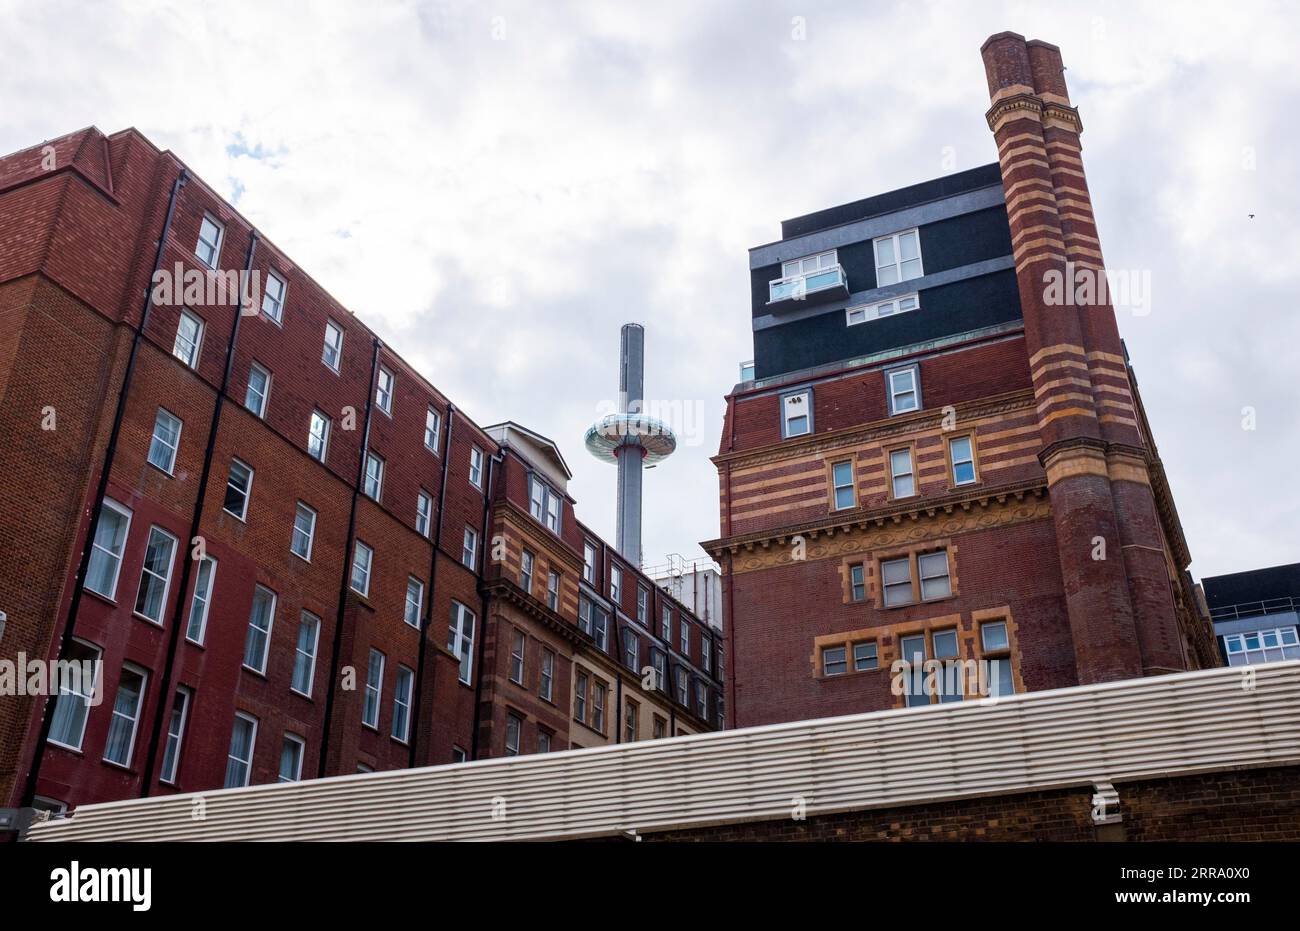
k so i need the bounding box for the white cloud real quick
[2,0,1296,578]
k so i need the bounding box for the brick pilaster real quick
[982,32,1143,682]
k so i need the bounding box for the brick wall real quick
[632,764,1300,842]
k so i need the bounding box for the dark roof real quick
[779,163,1003,240]
[1202,563,1300,609]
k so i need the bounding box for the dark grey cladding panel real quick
[752,268,1022,380]
[749,199,1012,317]
[1204,563,1300,608]
[749,183,1006,271]
[1213,611,1300,638]
[779,163,1004,239]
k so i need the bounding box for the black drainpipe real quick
[468,448,502,760]
[19,166,189,807]
[316,336,382,777]
[408,403,455,769]
[138,226,260,795]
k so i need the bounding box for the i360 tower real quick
[585,324,676,567]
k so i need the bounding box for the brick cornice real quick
[985,92,1043,131]
[481,577,585,646]
[703,478,1050,563]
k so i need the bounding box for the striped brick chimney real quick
[982,33,1186,681]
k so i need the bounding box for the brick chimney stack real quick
[981,32,1185,681]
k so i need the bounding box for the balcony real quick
[767,264,849,309]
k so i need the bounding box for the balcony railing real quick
[767,264,848,306]
[1209,595,1300,622]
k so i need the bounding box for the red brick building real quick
[705,34,1218,728]
[0,126,720,814]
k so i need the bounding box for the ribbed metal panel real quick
[26,663,1300,842]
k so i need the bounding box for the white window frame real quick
[224,458,254,520]
[832,459,855,510]
[195,214,224,269]
[86,498,132,600]
[424,406,441,453]
[148,407,182,474]
[102,664,147,767]
[822,645,848,676]
[261,269,287,323]
[887,365,921,415]
[225,712,258,788]
[610,565,622,603]
[770,250,842,302]
[854,640,879,671]
[529,475,562,534]
[185,555,217,644]
[245,362,272,418]
[1224,626,1300,666]
[623,627,639,670]
[505,713,522,756]
[546,566,561,611]
[661,606,672,642]
[132,525,178,625]
[574,670,588,723]
[363,648,385,729]
[375,366,394,416]
[901,634,929,707]
[47,639,101,751]
[364,452,384,501]
[291,611,321,698]
[242,585,277,674]
[462,526,478,568]
[850,563,866,602]
[592,680,607,733]
[846,293,920,326]
[637,585,649,623]
[278,733,305,783]
[416,490,433,537]
[651,648,666,691]
[873,228,923,286]
[509,628,525,684]
[780,249,838,279]
[322,320,344,372]
[583,542,596,584]
[781,387,812,439]
[291,502,316,561]
[307,409,331,463]
[881,556,913,607]
[469,446,484,489]
[950,435,977,486]
[680,620,690,655]
[392,666,414,743]
[520,549,535,593]
[404,577,424,629]
[889,447,915,499]
[173,309,205,369]
[160,686,191,785]
[448,601,476,684]
[351,541,373,596]
[540,648,555,702]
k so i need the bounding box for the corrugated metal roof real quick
[26,662,1300,842]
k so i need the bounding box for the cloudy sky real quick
[3,0,1297,580]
